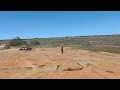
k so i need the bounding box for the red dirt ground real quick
[0,47,120,79]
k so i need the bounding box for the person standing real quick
[61,46,63,54]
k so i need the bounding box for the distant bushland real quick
[9,36,27,46]
[1,34,120,54]
[29,39,40,46]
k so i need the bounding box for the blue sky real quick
[0,11,120,40]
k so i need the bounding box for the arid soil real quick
[0,47,120,79]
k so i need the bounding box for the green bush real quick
[9,36,27,46]
[29,39,40,46]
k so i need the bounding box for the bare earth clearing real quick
[0,47,120,79]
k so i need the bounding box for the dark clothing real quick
[61,47,63,54]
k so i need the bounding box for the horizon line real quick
[0,33,120,41]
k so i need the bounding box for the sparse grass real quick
[72,45,120,54]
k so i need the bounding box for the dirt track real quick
[0,47,120,79]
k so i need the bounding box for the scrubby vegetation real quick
[72,45,120,54]
[29,39,40,46]
[0,34,120,54]
[9,36,27,46]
